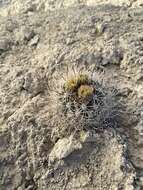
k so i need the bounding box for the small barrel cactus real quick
[48,66,120,139]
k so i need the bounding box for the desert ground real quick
[0,0,143,189]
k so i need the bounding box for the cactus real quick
[48,67,121,139]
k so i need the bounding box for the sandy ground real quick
[0,1,143,190]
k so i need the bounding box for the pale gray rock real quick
[49,135,82,163]
[29,35,39,46]
[0,38,10,53]
[15,27,35,43]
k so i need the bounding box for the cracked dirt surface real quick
[0,1,143,190]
